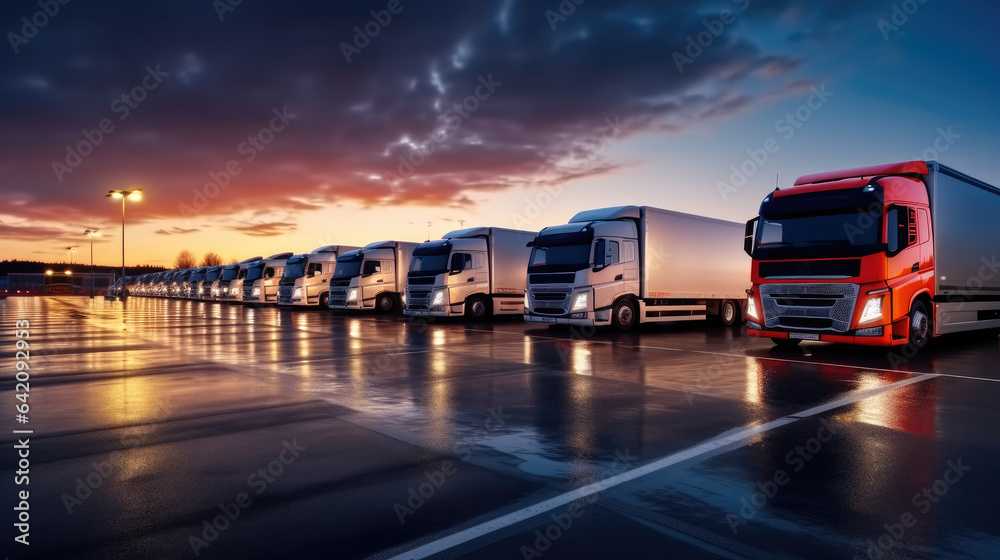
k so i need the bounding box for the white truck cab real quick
[278,245,360,308]
[404,227,536,320]
[242,252,293,304]
[215,256,262,302]
[328,240,419,312]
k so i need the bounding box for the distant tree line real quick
[0,260,165,276]
[173,251,226,269]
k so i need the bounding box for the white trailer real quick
[328,240,420,312]
[404,227,537,319]
[277,245,360,308]
[525,206,749,330]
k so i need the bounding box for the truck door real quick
[592,239,624,308]
[886,206,923,313]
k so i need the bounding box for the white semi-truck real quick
[215,256,262,302]
[277,245,361,308]
[328,240,420,312]
[524,206,749,330]
[404,227,537,319]
[242,252,293,304]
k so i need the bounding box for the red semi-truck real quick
[744,160,1000,347]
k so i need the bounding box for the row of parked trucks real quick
[118,160,1000,348]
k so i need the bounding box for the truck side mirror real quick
[744,217,758,256]
[449,254,464,275]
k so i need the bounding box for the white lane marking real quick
[383,373,938,560]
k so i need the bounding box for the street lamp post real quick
[84,229,100,298]
[105,189,142,286]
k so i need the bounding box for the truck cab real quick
[278,245,360,308]
[525,217,638,327]
[744,160,1000,347]
[242,252,293,304]
[216,257,261,302]
[404,228,536,319]
[328,241,418,312]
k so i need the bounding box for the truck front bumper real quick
[746,319,906,347]
[524,310,611,327]
[404,303,464,317]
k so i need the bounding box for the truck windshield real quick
[754,187,885,260]
[333,255,363,279]
[220,267,239,281]
[206,269,221,281]
[245,264,265,281]
[753,212,882,260]
[528,244,591,272]
[410,254,449,274]
[410,243,451,275]
[283,258,308,279]
[527,229,594,273]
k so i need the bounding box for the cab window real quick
[363,260,382,275]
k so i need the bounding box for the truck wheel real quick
[721,300,739,327]
[771,338,801,348]
[612,298,637,331]
[908,300,932,348]
[376,293,396,313]
[466,296,492,320]
[319,292,329,309]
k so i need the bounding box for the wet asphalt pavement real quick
[1,296,999,560]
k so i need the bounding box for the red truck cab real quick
[743,160,1000,348]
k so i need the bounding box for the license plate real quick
[788,332,820,341]
[538,316,557,323]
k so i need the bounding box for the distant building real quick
[3,273,116,296]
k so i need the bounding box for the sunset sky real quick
[2,0,998,267]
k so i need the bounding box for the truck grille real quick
[407,289,431,310]
[329,287,348,308]
[528,289,571,315]
[408,276,436,285]
[242,285,253,301]
[278,285,293,305]
[760,283,859,332]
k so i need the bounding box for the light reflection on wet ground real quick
[1,296,998,559]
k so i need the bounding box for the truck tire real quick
[721,300,740,327]
[466,296,492,320]
[319,292,329,309]
[376,293,396,313]
[771,338,802,348]
[908,300,932,348]
[612,298,638,331]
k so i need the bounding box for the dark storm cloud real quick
[0,0,879,225]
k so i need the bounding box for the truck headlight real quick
[747,298,759,321]
[859,297,883,324]
[432,289,446,306]
[347,288,358,302]
[293,287,302,298]
[252,287,260,297]
[571,292,588,312]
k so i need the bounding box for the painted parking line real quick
[380,373,938,560]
